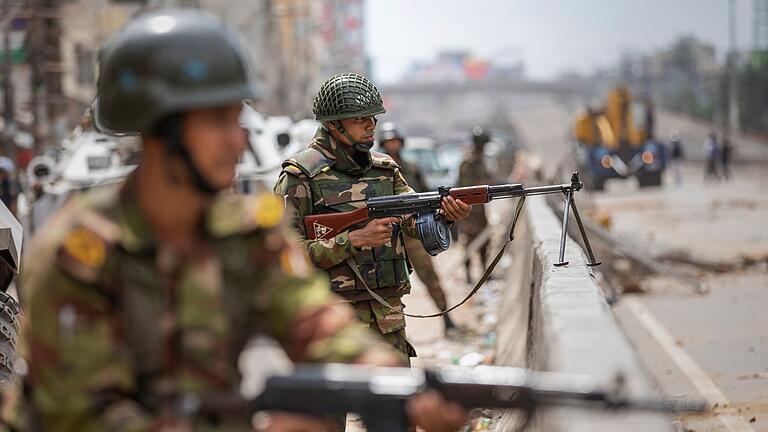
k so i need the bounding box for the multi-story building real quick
[60,0,141,114]
[403,50,525,83]
[3,0,371,153]
[269,0,368,118]
[621,37,722,119]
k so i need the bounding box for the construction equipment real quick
[572,86,666,190]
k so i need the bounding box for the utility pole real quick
[1,0,19,159]
[727,0,740,135]
[2,20,13,124]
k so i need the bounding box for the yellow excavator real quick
[572,86,666,190]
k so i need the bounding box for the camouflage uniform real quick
[275,127,418,360]
[458,153,492,236]
[16,177,384,431]
[458,150,493,278]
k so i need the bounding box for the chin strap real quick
[331,119,376,152]
[157,115,219,196]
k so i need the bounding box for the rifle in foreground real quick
[252,364,708,432]
[304,172,599,267]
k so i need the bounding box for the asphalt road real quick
[511,97,768,432]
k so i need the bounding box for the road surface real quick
[512,96,768,432]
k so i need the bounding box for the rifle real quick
[252,364,708,432]
[302,172,601,319]
[304,172,600,267]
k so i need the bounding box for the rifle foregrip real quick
[449,186,490,205]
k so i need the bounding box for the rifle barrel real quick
[488,182,575,200]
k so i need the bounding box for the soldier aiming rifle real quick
[275,73,472,364]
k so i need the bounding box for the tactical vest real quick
[284,148,411,301]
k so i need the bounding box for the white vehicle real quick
[237,106,320,192]
[399,137,455,189]
[286,119,321,156]
[22,106,310,234]
[57,132,137,188]
[20,131,140,234]
[238,106,282,193]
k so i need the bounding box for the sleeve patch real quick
[254,194,284,229]
[57,226,109,284]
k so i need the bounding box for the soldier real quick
[10,10,466,432]
[274,74,471,363]
[377,122,458,335]
[458,127,494,284]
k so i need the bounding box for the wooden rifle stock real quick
[304,207,369,240]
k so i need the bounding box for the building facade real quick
[3,0,370,154]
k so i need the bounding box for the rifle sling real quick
[346,196,526,318]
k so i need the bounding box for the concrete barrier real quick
[495,198,672,431]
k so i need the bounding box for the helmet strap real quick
[332,119,376,153]
[332,120,359,146]
[155,115,219,196]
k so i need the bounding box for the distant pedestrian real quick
[704,132,720,181]
[0,156,18,214]
[721,137,733,180]
[668,129,684,185]
[458,127,493,284]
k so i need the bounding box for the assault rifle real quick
[304,172,599,266]
[252,364,708,432]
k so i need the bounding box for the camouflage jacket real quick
[274,127,419,333]
[458,153,492,229]
[16,175,384,431]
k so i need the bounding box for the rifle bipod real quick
[553,172,602,267]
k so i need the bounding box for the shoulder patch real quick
[370,151,399,170]
[57,218,117,285]
[282,148,333,178]
[208,193,284,237]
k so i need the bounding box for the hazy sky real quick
[365,0,756,83]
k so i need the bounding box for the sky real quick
[365,0,757,83]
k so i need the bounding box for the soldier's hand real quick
[406,390,468,432]
[441,196,471,222]
[349,217,401,248]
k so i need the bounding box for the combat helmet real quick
[378,122,405,144]
[313,73,386,122]
[95,8,259,135]
[472,126,491,146]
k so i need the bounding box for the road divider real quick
[494,198,673,431]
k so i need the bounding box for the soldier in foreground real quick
[377,122,458,335]
[274,74,471,363]
[458,127,494,284]
[10,10,466,432]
